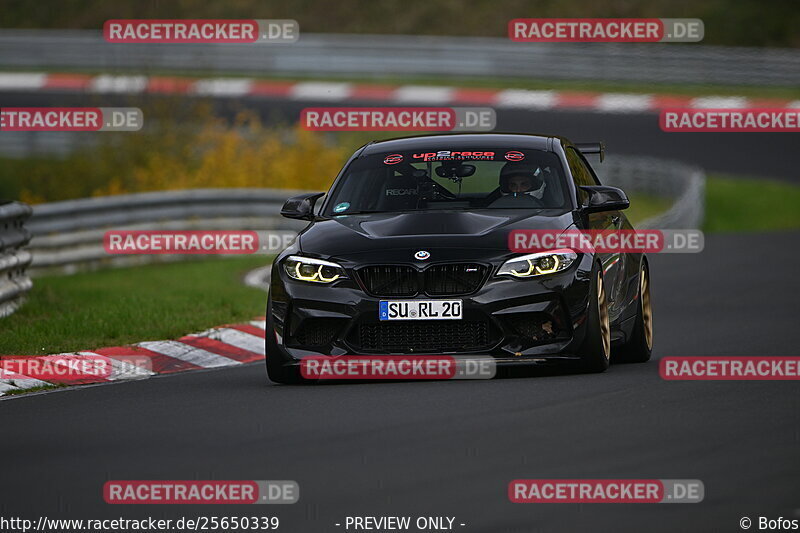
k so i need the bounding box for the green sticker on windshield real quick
[333,202,350,213]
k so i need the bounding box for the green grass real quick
[0,256,271,355]
[704,174,800,232]
[2,384,62,396]
[625,194,674,226]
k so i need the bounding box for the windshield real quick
[323,148,569,216]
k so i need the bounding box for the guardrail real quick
[26,189,307,274]
[24,155,704,275]
[0,201,33,318]
[596,156,705,230]
[1,29,798,87]
[0,131,88,159]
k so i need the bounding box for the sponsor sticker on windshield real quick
[384,154,404,165]
[412,150,495,162]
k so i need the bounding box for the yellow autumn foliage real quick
[18,108,352,203]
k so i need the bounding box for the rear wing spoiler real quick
[575,142,605,163]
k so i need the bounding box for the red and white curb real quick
[1,72,798,113]
[0,318,267,397]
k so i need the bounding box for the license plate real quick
[379,300,462,321]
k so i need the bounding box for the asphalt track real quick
[1,90,799,531]
[260,100,799,180]
[1,231,799,532]
[1,90,798,180]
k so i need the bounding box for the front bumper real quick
[268,254,596,365]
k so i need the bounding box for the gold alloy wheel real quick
[597,271,611,360]
[641,266,653,350]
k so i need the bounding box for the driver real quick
[508,174,535,194]
[489,162,547,207]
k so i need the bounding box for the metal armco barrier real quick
[25,155,704,275]
[596,156,705,230]
[26,189,308,274]
[0,30,798,87]
[0,201,33,318]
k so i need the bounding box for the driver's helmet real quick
[499,162,546,197]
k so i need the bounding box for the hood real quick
[298,210,576,263]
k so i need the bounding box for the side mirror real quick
[280,192,325,220]
[579,185,630,213]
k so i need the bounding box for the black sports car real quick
[266,133,653,384]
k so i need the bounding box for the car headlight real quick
[497,249,578,278]
[284,255,347,283]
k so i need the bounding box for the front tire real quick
[578,268,611,373]
[265,295,314,385]
[614,261,653,363]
